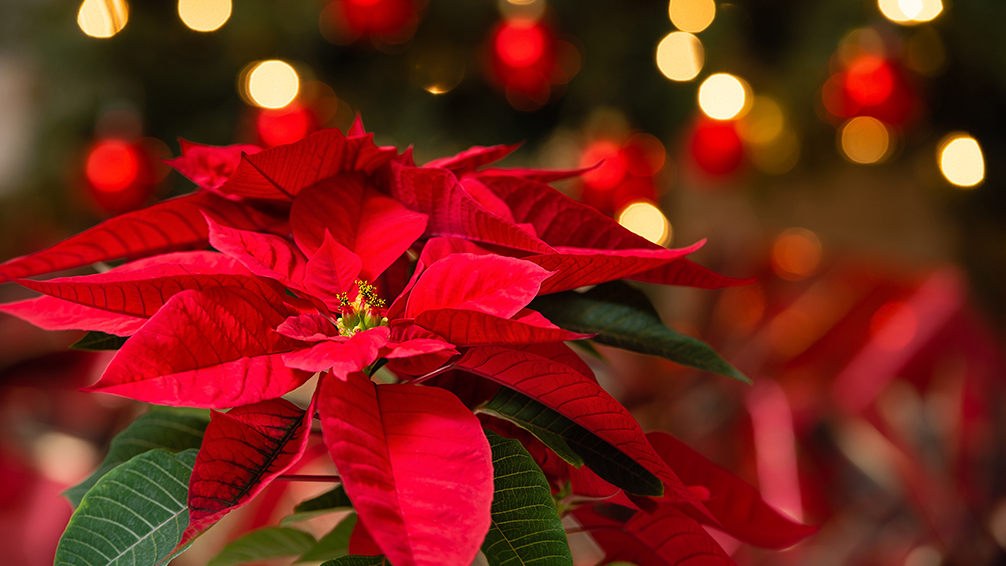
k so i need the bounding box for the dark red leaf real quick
[629,260,755,290]
[525,244,704,294]
[423,144,521,176]
[474,164,597,183]
[166,140,261,192]
[206,215,308,289]
[349,518,383,556]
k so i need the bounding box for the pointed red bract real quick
[423,144,521,176]
[459,178,516,222]
[415,307,591,346]
[206,216,308,288]
[87,287,310,408]
[0,191,284,280]
[647,432,817,549]
[217,128,398,202]
[573,504,735,566]
[282,327,390,378]
[630,259,755,289]
[0,296,146,336]
[276,312,339,341]
[318,372,493,566]
[392,167,554,254]
[303,232,364,310]
[185,398,313,540]
[166,140,261,192]
[474,164,598,183]
[526,244,705,294]
[405,254,552,319]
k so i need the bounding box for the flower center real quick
[336,280,388,337]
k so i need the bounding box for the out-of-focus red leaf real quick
[184,398,313,542]
[415,307,591,346]
[392,167,554,254]
[405,254,551,319]
[573,504,735,566]
[526,244,704,294]
[206,216,308,288]
[347,114,367,138]
[630,259,754,290]
[291,174,427,281]
[423,144,521,176]
[86,287,310,408]
[318,372,493,566]
[282,327,389,378]
[647,432,817,549]
[166,140,262,192]
[474,165,597,183]
[349,518,383,556]
[0,191,285,280]
[216,128,398,202]
[453,346,711,517]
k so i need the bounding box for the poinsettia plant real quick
[1,118,816,566]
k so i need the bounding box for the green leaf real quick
[64,407,210,508]
[529,281,750,383]
[54,448,198,566]
[298,513,356,562]
[479,388,663,497]
[71,331,129,351]
[320,556,390,566]
[282,484,354,525]
[206,527,316,566]
[481,430,573,566]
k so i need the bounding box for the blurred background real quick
[1,0,1006,564]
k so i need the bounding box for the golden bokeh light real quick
[77,0,129,38]
[837,28,886,67]
[668,0,716,34]
[408,44,466,95]
[498,0,546,21]
[656,32,704,82]
[839,116,890,164]
[178,0,232,32]
[617,201,672,246]
[939,135,985,188]
[878,0,942,24]
[738,96,784,145]
[245,60,300,109]
[698,73,750,121]
[771,228,822,281]
[749,129,800,175]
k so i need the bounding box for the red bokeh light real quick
[495,22,546,68]
[334,0,417,40]
[580,140,626,191]
[257,104,317,148]
[621,133,666,177]
[690,119,744,176]
[85,141,140,193]
[845,56,894,106]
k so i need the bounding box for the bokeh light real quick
[839,116,890,164]
[257,103,316,147]
[771,228,822,280]
[245,60,300,109]
[178,0,232,32]
[878,0,942,24]
[495,21,545,68]
[690,119,744,176]
[939,135,985,188]
[77,0,129,38]
[749,129,800,175]
[498,0,546,22]
[617,201,672,246]
[621,134,666,177]
[580,140,626,190]
[86,140,140,193]
[656,32,704,82]
[668,0,715,34]
[698,74,750,121]
[738,96,784,145]
[870,300,918,350]
[845,56,894,106]
[409,44,466,95]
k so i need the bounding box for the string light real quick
[617,201,672,246]
[698,73,750,121]
[939,134,984,188]
[77,0,129,38]
[178,0,232,32]
[668,0,715,33]
[244,60,300,109]
[656,32,703,82]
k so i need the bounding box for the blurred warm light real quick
[656,32,704,82]
[845,56,893,106]
[837,28,886,67]
[690,119,744,176]
[668,0,715,33]
[749,129,800,175]
[498,0,546,22]
[738,96,784,145]
[939,135,984,188]
[839,117,890,164]
[906,27,947,76]
[34,432,99,485]
[904,546,942,566]
[77,0,129,38]
[622,134,666,177]
[991,500,1006,549]
[771,228,821,280]
[495,21,545,68]
[617,201,671,246]
[178,0,232,32]
[409,44,466,95]
[245,60,300,109]
[257,103,315,147]
[870,300,917,350]
[86,140,140,193]
[580,140,626,190]
[715,284,766,335]
[698,74,750,121]
[878,0,942,24]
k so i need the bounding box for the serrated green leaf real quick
[64,407,211,508]
[71,331,129,351]
[298,513,356,562]
[481,430,573,566]
[320,556,390,566]
[54,448,198,566]
[530,281,750,383]
[207,527,316,566]
[479,388,663,497]
[282,484,353,525]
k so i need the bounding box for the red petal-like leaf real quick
[573,504,735,566]
[453,346,713,517]
[185,398,313,540]
[405,254,551,319]
[348,114,367,137]
[291,174,426,281]
[423,144,521,176]
[392,167,554,254]
[217,128,398,202]
[282,327,390,378]
[647,432,817,549]
[415,307,591,346]
[459,178,516,222]
[526,244,705,294]
[349,518,383,556]
[0,296,145,336]
[474,164,597,183]
[86,287,310,408]
[318,372,493,566]
[166,140,261,192]
[0,191,285,280]
[276,312,339,341]
[507,342,595,381]
[206,215,308,288]
[629,259,755,290]
[304,231,363,310]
